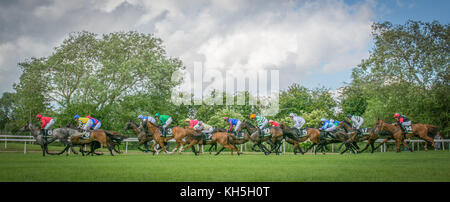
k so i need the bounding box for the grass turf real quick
[0,149,449,182]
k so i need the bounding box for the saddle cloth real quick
[81,132,91,139]
[158,128,173,137]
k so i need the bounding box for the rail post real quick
[4,136,6,149]
[125,141,128,154]
[24,140,27,154]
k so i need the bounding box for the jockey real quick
[74,115,91,132]
[137,115,156,136]
[86,115,101,130]
[185,118,199,128]
[194,121,214,138]
[347,114,364,133]
[290,113,306,135]
[36,114,54,142]
[320,118,338,138]
[224,117,241,136]
[269,120,279,127]
[394,113,411,133]
[250,114,268,137]
[155,113,172,136]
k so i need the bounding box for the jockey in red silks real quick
[86,115,101,130]
[185,118,199,128]
[269,120,280,127]
[36,114,54,142]
[393,113,411,133]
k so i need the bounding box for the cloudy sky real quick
[0,0,449,96]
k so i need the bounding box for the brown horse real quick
[58,129,118,156]
[209,131,241,155]
[373,119,411,152]
[145,121,172,154]
[66,123,125,153]
[173,127,205,155]
[123,121,153,153]
[395,123,439,151]
[278,122,315,155]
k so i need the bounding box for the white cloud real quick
[0,0,376,95]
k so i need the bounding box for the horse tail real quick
[426,125,441,138]
[105,131,127,144]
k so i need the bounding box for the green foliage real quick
[349,20,449,134]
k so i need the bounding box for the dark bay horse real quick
[123,121,153,153]
[278,122,314,155]
[236,121,271,155]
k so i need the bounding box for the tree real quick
[351,20,449,132]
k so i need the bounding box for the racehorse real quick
[236,121,271,155]
[123,121,153,153]
[208,130,241,156]
[66,123,126,154]
[145,121,172,154]
[301,123,358,155]
[278,122,317,155]
[336,120,362,153]
[19,122,61,156]
[57,127,119,156]
[373,119,411,152]
[393,122,439,151]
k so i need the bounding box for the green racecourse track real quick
[1,145,449,182]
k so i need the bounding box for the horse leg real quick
[251,143,260,152]
[374,138,390,151]
[305,143,315,153]
[215,147,226,156]
[396,139,401,152]
[360,141,371,153]
[402,140,412,152]
[259,143,269,155]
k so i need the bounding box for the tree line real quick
[0,20,448,136]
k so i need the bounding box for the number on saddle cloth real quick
[361,128,369,134]
[82,132,90,139]
[158,127,173,136]
[262,128,271,136]
[404,125,412,133]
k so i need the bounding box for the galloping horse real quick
[123,121,153,153]
[279,122,318,155]
[373,119,411,152]
[145,121,172,154]
[58,127,119,156]
[336,120,362,153]
[394,123,439,151]
[302,124,358,155]
[236,121,271,155]
[19,122,60,156]
[208,130,241,156]
[66,123,125,153]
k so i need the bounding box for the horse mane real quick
[243,121,255,128]
[342,120,352,126]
